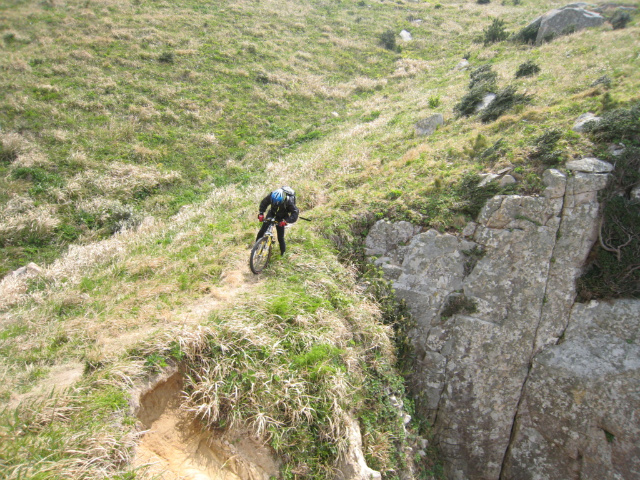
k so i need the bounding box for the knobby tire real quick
[250,236,272,274]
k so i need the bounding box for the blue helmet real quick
[271,188,285,205]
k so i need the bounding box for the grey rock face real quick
[415,114,444,136]
[504,300,640,480]
[365,165,634,479]
[535,6,605,45]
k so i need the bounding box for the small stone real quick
[499,175,517,187]
[478,173,499,187]
[455,59,470,70]
[565,157,614,173]
[462,222,477,238]
[399,29,412,41]
[475,93,496,113]
[631,185,640,202]
[608,143,625,157]
[415,114,444,136]
[403,413,412,425]
[497,167,514,175]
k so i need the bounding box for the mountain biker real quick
[256,186,299,255]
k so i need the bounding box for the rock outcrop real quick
[523,4,605,45]
[367,162,640,479]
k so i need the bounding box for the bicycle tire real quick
[250,236,272,274]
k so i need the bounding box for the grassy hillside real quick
[1,0,638,478]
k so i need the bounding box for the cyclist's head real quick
[271,188,285,205]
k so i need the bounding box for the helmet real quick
[271,188,285,205]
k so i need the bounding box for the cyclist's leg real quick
[256,222,268,241]
[276,225,286,255]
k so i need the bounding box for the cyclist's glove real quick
[258,214,264,222]
[279,220,287,227]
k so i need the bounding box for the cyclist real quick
[256,186,299,255]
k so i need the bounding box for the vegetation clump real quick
[479,85,530,123]
[578,103,640,300]
[610,9,632,30]
[512,22,539,44]
[529,129,564,167]
[440,293,478,319]
[454,65,497,117]
[483,18,509,45]
[515,60,541,78]
[379,29,397,51]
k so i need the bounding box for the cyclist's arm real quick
[285,203,299,224]
[258,194,271,214]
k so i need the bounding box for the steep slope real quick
[1,0,639,479]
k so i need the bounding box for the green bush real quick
[515,60,540,78]
[479,85,530,123]
[610,10,632,30]
[379,29,397,51]
[583,103,640,144]
[483,18,509,45]
[477,0,490,4]
[577,104,640,300]
[454,65,497,117]
[529,129,564,166]
[512,22,539,44]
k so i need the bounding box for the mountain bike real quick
[250,217,278,274]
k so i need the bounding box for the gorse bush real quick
[455,65,497,117]
[578,103,640,300]
[529,129,564,166]
[483,18,509,45]
[479,85,530,123]
[515,60,540,78]
[610,10,632,30]
[379,29,397,50]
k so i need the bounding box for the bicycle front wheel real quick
[250,236,272,274]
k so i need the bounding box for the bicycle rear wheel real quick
[250,236,272,274]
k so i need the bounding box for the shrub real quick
[515,60,540,78]
[454,65,497,117]
[440,293,477,319]
[513,22,539,44]
[583,103,640,144]
[483,18,509,45]
[529,129,564,166]
[479,85,530,123]
[158,51,174,63]
[577,103,640,300]
[477,0,490,4]
[379,29,397,51]
[610,10,632,30]
[428,95,441,108]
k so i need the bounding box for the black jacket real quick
[259,193,299,223]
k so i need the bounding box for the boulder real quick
[455,59,470,70]
[415,114,444,136]
[573,112,601,132]
[565,157,613,173]
[535,5,605,44]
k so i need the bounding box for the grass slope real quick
[0,0,639,478]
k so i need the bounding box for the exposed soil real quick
[132,370,280,480]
